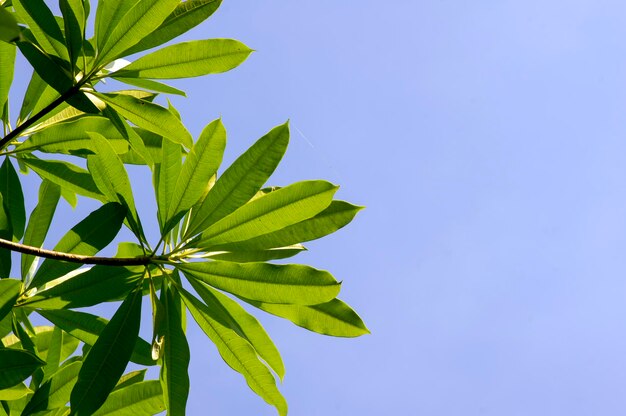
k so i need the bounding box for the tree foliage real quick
[0,1,367,414]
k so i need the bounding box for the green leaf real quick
[59,0,85,69]
[159,283,190,416]
[0,194,11,278]
[22,181,61,279]
[178,287,287,416]
[113,370,146,391]
[180,261,340,305]
[96,92,192,148]
[86,133,143,240]
[12,0,68,59]
[19,156,103,201]
[0,349,45,390]
[0,5,20,43]
[37,309,155,367]
[70,287,142,416]
[0,383,31,401]
[29,202,126,289]
[22,361,82,416]
[186,122,289,238]
[41,326,63,378]
[0,279,20,323]
[111,77,186,96]
[15,42,96,114]
[17,117,130,155]
[115,39,252,79]
[249,298,369,338]
[206,245,305,263]
[92,380,165,416]
[0,158,25,240]
[2,326,79,362]
[164,119,225,234]
[0,41,15,119]
[214,200,363,251]
[96,0,180,64]
[154,136,181,232]
[18,70,49,122]
[188,278,285,380]
[19,265,143,310]
[195,180,338,248]
[94,0,138,52]
[123,0,222,56]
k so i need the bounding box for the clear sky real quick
[11,0,626,415]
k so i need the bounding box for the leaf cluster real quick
[0,1,367,415]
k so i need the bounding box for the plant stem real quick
[0,237,151,266]
[0,84,82,151]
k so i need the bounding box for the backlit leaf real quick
[0,279,21,323]
[0,158,25,240]
[92,380,165,416]
[22,361,82,416]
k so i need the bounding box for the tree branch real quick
[0,237,151,266]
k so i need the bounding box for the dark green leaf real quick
[37,309,155,366]
[59,0,85,69]
[0,279,20,323]
[20,265,143,310]
[12,0,68,59]
[22,361,82,416]
[96,0,180,64]
[180,261,340,305]
[0,158,25,240]
[0,349,45,390]
[18,70,48,122]
[0,194,11,278]
[123,0,222,56]
[179,287,287,416]
[115,39,252,79]
[22,180,61,279]
[195,180,338,248]
[159,283,190,415]
[70,287,142,416]
[92,380,165,416]
[97,92,192,148]
[186,122,289,238]
[29,202,126,289]
[164,119,225,234]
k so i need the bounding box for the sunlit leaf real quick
[96,0,180,64]
[180,261,340,305]
[92,380,165,416]
[0,194,11,278]
[123,0,222,56]
[37,308,155,367]
[0,5,20,43]
[188,278,285,379]
[115,39,252,79]
[0,383,31,401]
[195,180,338,248]
[22,361,82,416]
[179,287,287,416]
[0,279,21,323]
[20,265,143,310]
[155,136,182,233]
[206,245,305,263]
[29,202,126,289]
[94,0,138,51]
[21,181,61,279]
[96,92,192,148]
[59,0,85,68]
[0,41,15,118]
[19,156,103,201]
[111,77,186,96]
[186,122,288,238]
[164,118,225,234]
[2,325,80,362]
[70,287,142,416]
[113,369,146,391]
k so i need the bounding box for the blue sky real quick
[10,0,626,414]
